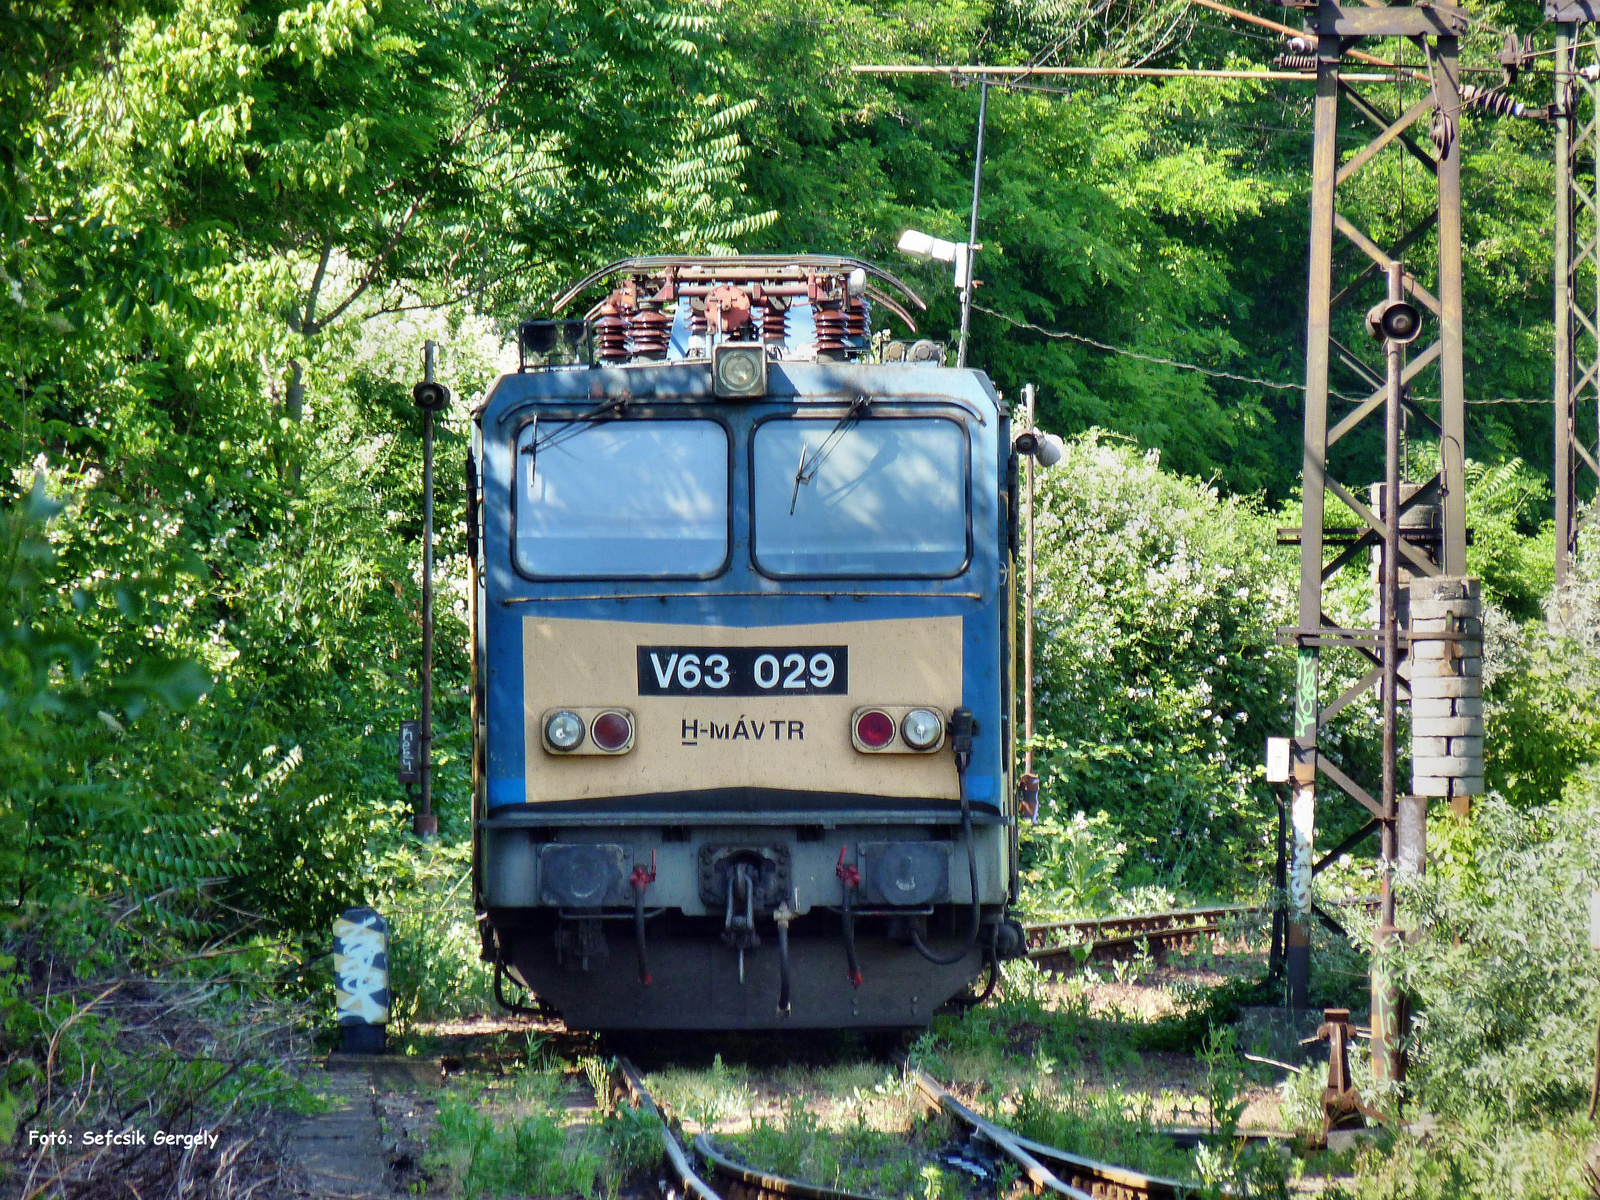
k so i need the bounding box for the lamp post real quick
[412,342,450,838]
[897,79,989,368]
[958,81,989,369]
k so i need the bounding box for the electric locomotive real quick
[469,256,1026,1030]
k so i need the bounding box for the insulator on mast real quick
[1460,83,1526,119]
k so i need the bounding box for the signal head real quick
[1366,298,1421,344]
[412,380,451,411]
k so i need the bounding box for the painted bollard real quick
[333,906,389,1054]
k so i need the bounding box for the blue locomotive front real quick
[470,257,1023,1030]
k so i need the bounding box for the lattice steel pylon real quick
[1283,2,1470,1025]
[1554,18,1600,587]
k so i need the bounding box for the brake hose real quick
[631,854,656,986]
[836,848,863,987]
[774,902,795,1014]
[910,708,982,967]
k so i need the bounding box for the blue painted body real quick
[474,359,1012,820]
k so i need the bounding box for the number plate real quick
[637,646,848,696]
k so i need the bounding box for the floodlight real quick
[897,229,959,265]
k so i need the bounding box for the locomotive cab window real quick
[514,419,729,578]
[752,415,968,577]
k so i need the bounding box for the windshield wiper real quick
[519,395,630,474]
[789,395,870,514]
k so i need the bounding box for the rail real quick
[614,1057,722,1200]
[615,1056,881,1200]
[617,1045,1257,1200]
[1023,898,1382,967]
[1023,904,1260,967]
[898,1057,1203,1200]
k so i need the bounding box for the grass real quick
[424,1062,654,1199]
[718,1094,961,1198]
[647,1054,756,1130]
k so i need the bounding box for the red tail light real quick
[591,710,634,752]
[854,710,895,749]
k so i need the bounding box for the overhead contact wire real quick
[974,303,1550,402]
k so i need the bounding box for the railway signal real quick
[411,341,448,839]
[1014,384,1064,823]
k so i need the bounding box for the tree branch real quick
[308,198,426,332]
[302,240,332,332]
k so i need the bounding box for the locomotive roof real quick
[475,360,1003,425]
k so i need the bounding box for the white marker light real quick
[545,710,585,751]
[901,708,944,751]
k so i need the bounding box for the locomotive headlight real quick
[711,343,767,399]
[544,710,585,751]
[901,708,944,751]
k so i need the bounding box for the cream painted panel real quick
[522,616,963,801]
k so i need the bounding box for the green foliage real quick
[377,842,496,1030]
[1337,1116,1598,1200]
[1398,792,1600,1124]
[1482,623,1600,810]
[1021,432,1291,895]
[0,479,234,931]
[1017,809,1126,918]
[428,1072,608,1199]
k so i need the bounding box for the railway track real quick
[613,1054,1208,1200]
[1023,898,1383,970]
[1023,904,1260,969]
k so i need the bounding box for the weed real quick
[723,1091,941,1196]
[428,1083,606,1198]
[649,1054,754,1131]
[1197,1026,1247,1136]
[1129,973,1273,1052]
[1009,1081,1197,1179]
[599,1100,663,1178]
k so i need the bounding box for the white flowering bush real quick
[1021,432,1294,897]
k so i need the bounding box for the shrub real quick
[1398,791,1600,1123]
[1022,432,1293,895]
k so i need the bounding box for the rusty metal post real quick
[1436,37,1469,580]
[1371,265,1405,1088]
[1288,30,1343,1010]
[1556,24,1576,589]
